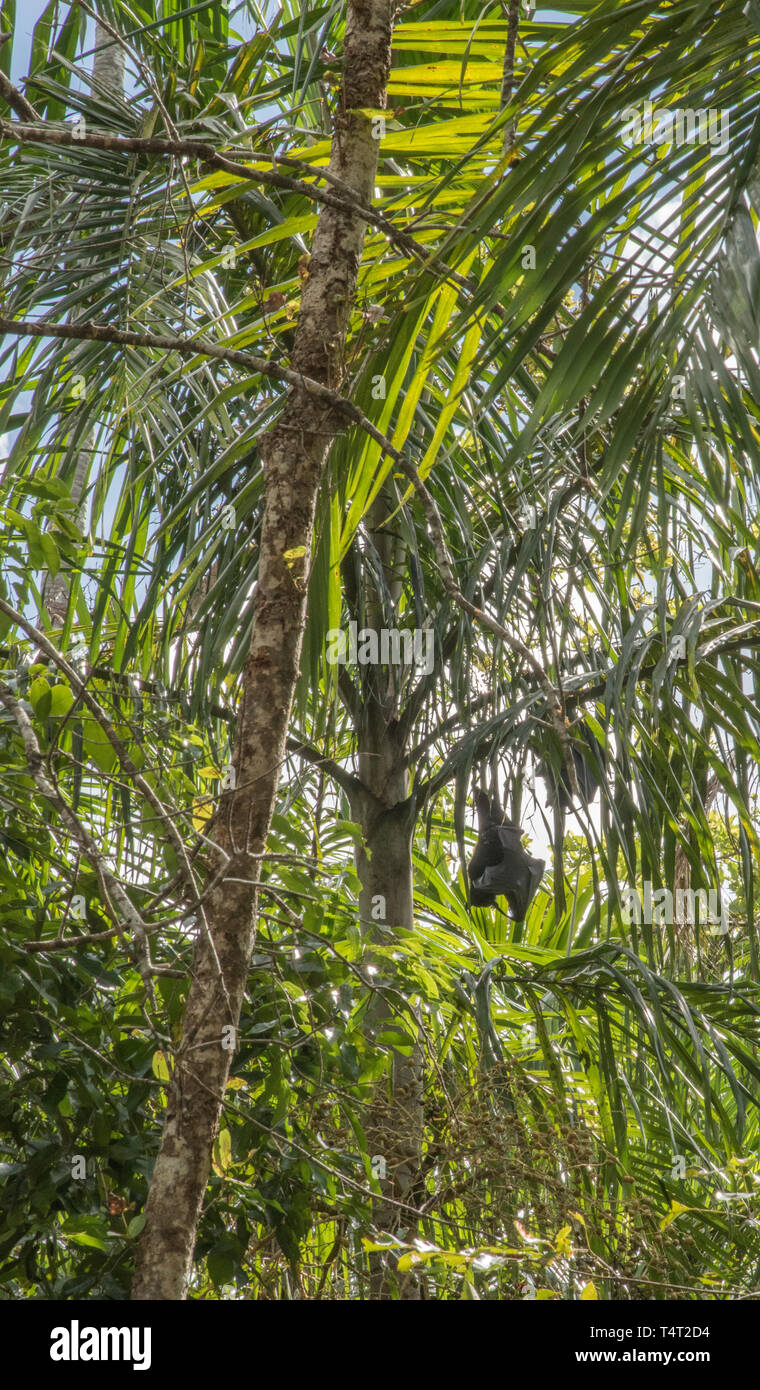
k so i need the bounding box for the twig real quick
[0,119,472,292]
[24,927,138,951]
[0,327,575,791]
[0,313,424,477]
[0,600,236,1001]
[286,737,363,798]
[0,71,40,122]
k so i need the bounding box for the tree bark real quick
[348,496,424,1299]
[355,766,424,1300]
[92,20,126,95]
[132,0,394,1300]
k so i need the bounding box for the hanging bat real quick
[468,788,545,919]
[536,721,604,811]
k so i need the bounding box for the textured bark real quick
[356,773,424,1301]
[132,0,394,1300]
[92,21,126,95]
[348,494,424,1299]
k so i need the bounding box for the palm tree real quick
[2,0,760,1299]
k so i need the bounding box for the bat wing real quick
[469,882,497,907]
[576,728,603,802]
[471,827,540,916]
[477,846,528,900]
[540,730,603,810]
[468,801,544,916]
[536,753,568,809]
[469,795,503,907]
[504,855,545,920]
[468,826,503,884]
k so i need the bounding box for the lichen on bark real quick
[131,0,395,1301]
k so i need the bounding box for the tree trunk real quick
[92,20,126,95]
[132,0,394,1300]
[340,486,425,1298]
[353,710,424,1300]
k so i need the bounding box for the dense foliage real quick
[2,0,760,1298]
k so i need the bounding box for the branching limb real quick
[0,71,40,122]
[0,120,471,292]
[395,454,580,799]
[286,737,365,800]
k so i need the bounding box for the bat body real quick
[537,722,604,811]
[468,789,544,919]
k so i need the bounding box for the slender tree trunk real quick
[91,20,126,94]
[352,689,424,1299]
[341,487,425,1298]
[132,0,394,1300]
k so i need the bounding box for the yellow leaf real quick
[151,1050,171,1082]
[212,1127,232,1176]
[580,1281,598,1300]
[192,797,213,830]
[554,1224,573,1256]
[660,1200,691,1230]
[397,1252,424,1271]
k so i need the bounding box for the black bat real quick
[537,722,604,811]
[468,788,545,919]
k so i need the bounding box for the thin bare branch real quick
[0,119,471,291]
[0,71,40,122]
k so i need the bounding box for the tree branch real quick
[0,314,410,468]
[0,71,40,122]
[286,737,365,800]
[395,452,579,797]
[0,597,199,894]
[24,927,135,952]
[0,119,472,292]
